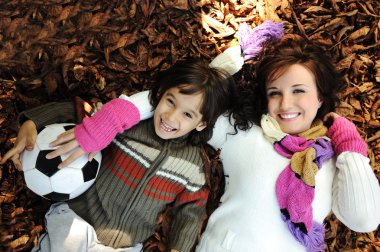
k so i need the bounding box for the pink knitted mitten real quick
[327,117,367,156]
[74,98,140,152]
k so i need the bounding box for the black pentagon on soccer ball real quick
[63,125,75,131]
[44,191,70,201]
[82,159,100,182]
[36,150,62,177]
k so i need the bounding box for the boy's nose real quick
[166,109,177,123]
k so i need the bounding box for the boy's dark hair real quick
[149,58,237,145]
[232,34,344,129]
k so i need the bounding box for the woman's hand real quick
[0,120,37,171]
[325,112,367,156]
[46,128,98,168]
[323,112,341,127]
[324,112,340,121]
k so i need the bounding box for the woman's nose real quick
[280,94,292,110]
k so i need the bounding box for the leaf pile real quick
[0,0,379,251]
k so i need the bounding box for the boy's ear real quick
[195,121,207,132]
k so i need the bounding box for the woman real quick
[195,34,380,251]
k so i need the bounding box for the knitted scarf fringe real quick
[281,213,325,252]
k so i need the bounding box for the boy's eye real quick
[184,112,193,119]
[166,98,174,106]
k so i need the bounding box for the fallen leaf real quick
[349,26,370,41]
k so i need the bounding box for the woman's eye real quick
[267,91,280,97]
[294,89,305,94]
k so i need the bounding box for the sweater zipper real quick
[111,140,172,245]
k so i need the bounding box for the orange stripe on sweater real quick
[103,147,147,188]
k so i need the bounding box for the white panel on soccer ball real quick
[36,127,65,150]
[62,151,90,169]
[50,168,84,194]
[24,169,53,195]
[21,147,40,172]
[70,179,95,199]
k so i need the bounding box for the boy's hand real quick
[47,128,98,168]
[0,120,37,171]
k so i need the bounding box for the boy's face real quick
[153,86,207,140]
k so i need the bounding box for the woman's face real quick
[266,64,322,135]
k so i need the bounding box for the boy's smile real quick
[153,86,207,140]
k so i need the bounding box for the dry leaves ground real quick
[0,0,379,251]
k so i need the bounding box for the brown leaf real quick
[201,11,235,37]
[43,72,58,95]
[347,114,366,123]
[111,32,139,51]
[6,17,26,36]
[63,46,84,61]
[105,32,120,46]
[314,17,345,34]
[368,120,380,128]
[304,6,332,13]
[96,76,106,90]
[162,0,188,10]
[336,101,355,117]
[56,5,79,22]
[336,53,356,70]
[358,82,374,93]
[47,5,63,17]
[9,235,29,249]
[349,97,362,111]
[148,55,165,69]
[337,9,358,17]
[77,12,93,28]
[140,0,156,17]
[0,42,15,61]
[349,26,370,41]
[89,11,110,28]
[336,26,354,42]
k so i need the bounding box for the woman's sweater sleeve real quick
[119,90,153,120]
[207,114,235,149]
[329,117,380,232]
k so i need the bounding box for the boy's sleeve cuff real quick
[74,98,140,152]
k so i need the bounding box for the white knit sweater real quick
[128,91,380,252]
[195,115,380,252]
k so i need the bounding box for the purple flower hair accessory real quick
[236,20,284,60]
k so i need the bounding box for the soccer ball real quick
[21,123,101,201]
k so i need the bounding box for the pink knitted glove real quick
[327,116,367,157]
[74,98,140,152]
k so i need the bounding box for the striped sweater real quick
[20,98,209,252]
